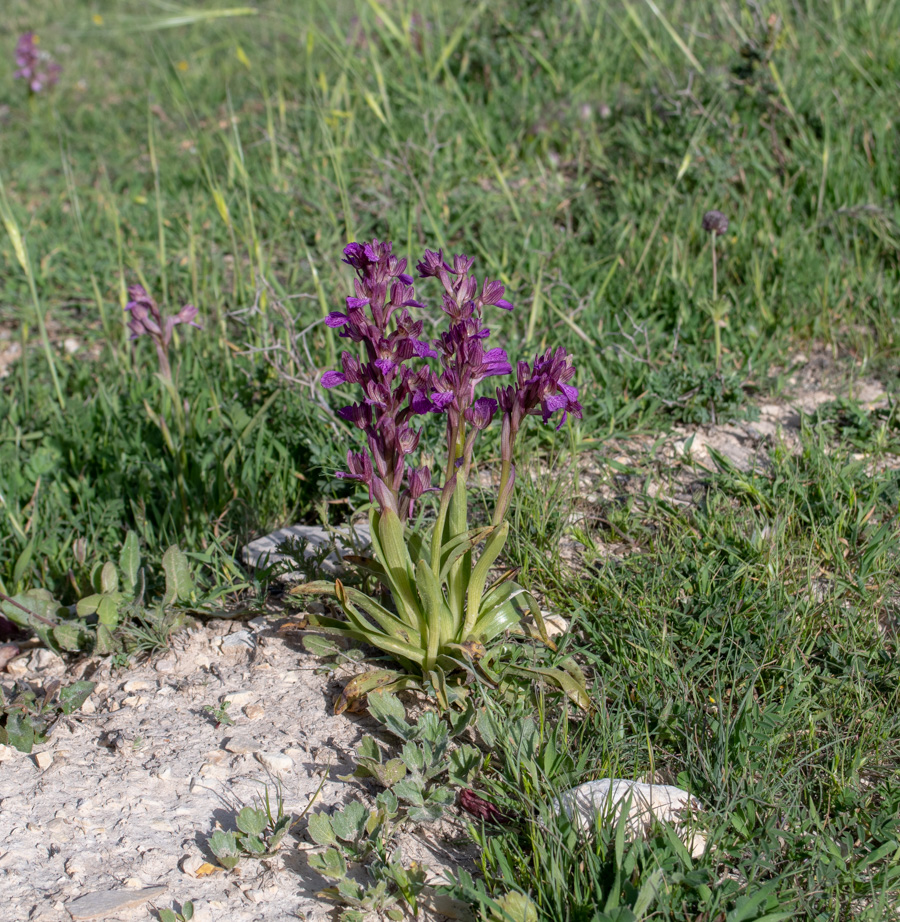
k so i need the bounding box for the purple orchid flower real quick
[14,33,61,94]
[125,284,201,381]
[322,239,581,524]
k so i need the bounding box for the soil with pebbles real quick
[0,615,476,922]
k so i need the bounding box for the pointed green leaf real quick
[4,713,35,753]
[58,681,95,715]
[302,634,342,657]
[99,561,118,595]
[374,509,421,622]
[438,525,495,582]
[162,545,193,606]
[119,532,141,594]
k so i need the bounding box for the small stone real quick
[30,648,65,673]
[33,751,53,770]
[154,766,173,781]
[542,614,569,638]
[0,743,19,761]
[0,643,20,671]
[79,697,96,715]
[122,877,146,889]
[222,690,253,708]
[256,751,293,775]
[221,631,256,652]
[46,817,71,841]
[199,762,229,780]
[194,653,211,669]
[243,704,264,720]
[180,854,220,879]
[123,680,153,693]
[66,855,90,877]
[155,658,176,674]
[63,337,80,355]
[121,695,144,707]
[224,734,259,755]
[66,886,167,920]
[5,656,27,677]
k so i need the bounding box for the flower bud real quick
[702,210,729,235]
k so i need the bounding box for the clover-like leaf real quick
[331,801,369,842]
[268,814,292,852]
[52,622,89,653]
[236,806,267,837]
[400,741,425,772]
[240,834,266,855]
[208,830,240,869]
[393,779,426,807]
[307,812,337,847]
[366,690,413,740]
[309,846,348,881]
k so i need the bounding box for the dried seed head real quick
[702,210,729,235]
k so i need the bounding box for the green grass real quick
[472,422,900,919]
[2,0,900,918]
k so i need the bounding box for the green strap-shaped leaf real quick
[464,521,509,638]
[446,481,471,617]
[415,558,455,669]
[306,614,423,669]
[374,510,418,607]
[438,525,495,582]
[509,664,592,710]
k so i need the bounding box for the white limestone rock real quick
[242,523,370,581]
[551,779,706,858]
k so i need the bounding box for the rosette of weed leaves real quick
[296,240,588,711]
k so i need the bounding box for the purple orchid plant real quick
[125,284,201,383]
[14,33,61,95]
[297,240,587,711]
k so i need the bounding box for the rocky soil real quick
[0,615,476,922]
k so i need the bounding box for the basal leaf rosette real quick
[294,240,588,712]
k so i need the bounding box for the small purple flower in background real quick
[14,33,61,94]
[125,284,201,381]
[702,209,729,236]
